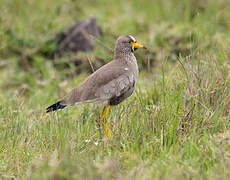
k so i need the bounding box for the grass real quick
[1,0,230,179]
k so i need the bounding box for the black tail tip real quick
[46,101,66,113]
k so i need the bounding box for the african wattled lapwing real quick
[46,35,146,137]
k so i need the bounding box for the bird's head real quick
[114,35,146,58]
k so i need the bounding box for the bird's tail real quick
[46,101,67,113]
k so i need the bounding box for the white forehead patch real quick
[129,35,136,42]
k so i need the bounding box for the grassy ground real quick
[1,0,230,179]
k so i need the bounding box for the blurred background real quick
[1,0,229,75]
[1,0,230,179]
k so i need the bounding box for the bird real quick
[46,35,146,138]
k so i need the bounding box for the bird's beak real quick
[131,41,146,52]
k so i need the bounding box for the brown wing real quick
[95,72,135,101]
[61,60,134,106]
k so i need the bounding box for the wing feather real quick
[62,60,132,105]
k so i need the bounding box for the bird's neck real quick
[114,47,134,61]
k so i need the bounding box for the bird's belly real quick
[109,85,135,106]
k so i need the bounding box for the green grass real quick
[1,0,230,179]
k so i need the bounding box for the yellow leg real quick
[105,105,112,138]
[99,106,106,127]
